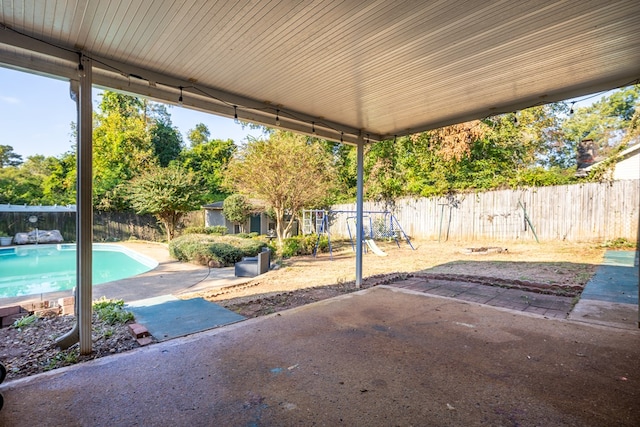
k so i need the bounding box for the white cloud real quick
[0,95,20,104]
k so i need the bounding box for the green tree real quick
[330,142,357,202]
[92,91,157,210]
[516,103,570,169]
[0,163,44,204]
[99,91,146,118]
[179,138,235,202]
[151,119,183,167]
[393,121,490,196]
[364,139,404,209]
[223,194,253,232]
[126,165,205,241]
[0,153,78,205]
[225,131,336,245]
[187,123,211,147]
[563,86,639,164]
[41,152,77,205]
[0,145,23,168]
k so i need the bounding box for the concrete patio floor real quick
[1,286,638,426]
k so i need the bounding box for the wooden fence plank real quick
[331,180,639,242]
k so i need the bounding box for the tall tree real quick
[148,103,183,167]
[180,138,235,202]
[126,165,205,241]
[41,152,77,205]
[0,163,44,204]
[563,85,640,163]
[92,91,157,210]
[187,123,211,147]
[224,131,336,245]
[151,119,183,167]
[0,145,23,168]
[364,139,404,209]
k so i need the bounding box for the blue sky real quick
[0,67,258,159]
[0,66,615,160]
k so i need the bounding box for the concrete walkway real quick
[569,250,639,330]
[1,286,638,426]
[392,276,574,319]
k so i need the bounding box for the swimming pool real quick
[0,244,158,298]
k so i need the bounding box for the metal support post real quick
[355,134,364,288]
[56,54,93,354]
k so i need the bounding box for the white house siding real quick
[614,153,640,180]
[204,209,235,234]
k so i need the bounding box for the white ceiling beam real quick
[88,55,380,144]
[0,24,379,144]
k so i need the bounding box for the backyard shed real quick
[202,201,271,235]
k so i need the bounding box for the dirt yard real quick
[190,239,605,317]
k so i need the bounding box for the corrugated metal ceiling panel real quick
[1,0,639,143]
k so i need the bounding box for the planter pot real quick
[0,237,12,246]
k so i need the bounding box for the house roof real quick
[1,1,639,144]
[616,141,640,160]
[202,201,224,210]
[577,141,640,176]
[202,199,266,212]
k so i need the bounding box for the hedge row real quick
[169,234,269,267]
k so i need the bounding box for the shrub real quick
[280,238,301,259]
[169,234,267,266]
[207,243,244,265]
[12,314,38,329]
[182,226,227,236]
[182,226,207,235]
[92,298,134,325]
[280,234,328,258]
[207,226,228,235]
[600,238,636,249]
[236,232,259,239]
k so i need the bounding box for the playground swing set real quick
[302,209,414,259]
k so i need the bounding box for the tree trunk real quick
[163,218,173,242]
[274,206,285,246]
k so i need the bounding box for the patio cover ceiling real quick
[1,0,639,145]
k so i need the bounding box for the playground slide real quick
[365,239,387,256]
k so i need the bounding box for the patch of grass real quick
[599,238,636,249]
[12,314,38,329]
[93,298,134,325]
[575,271,593,284]
[44,349,79,371]
[571,295,581,309]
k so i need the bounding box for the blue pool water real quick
[0,244,158,298]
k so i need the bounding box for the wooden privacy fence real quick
[331,180,639,243]
[0,210,205,242]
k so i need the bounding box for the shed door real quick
[250,214,261,234]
